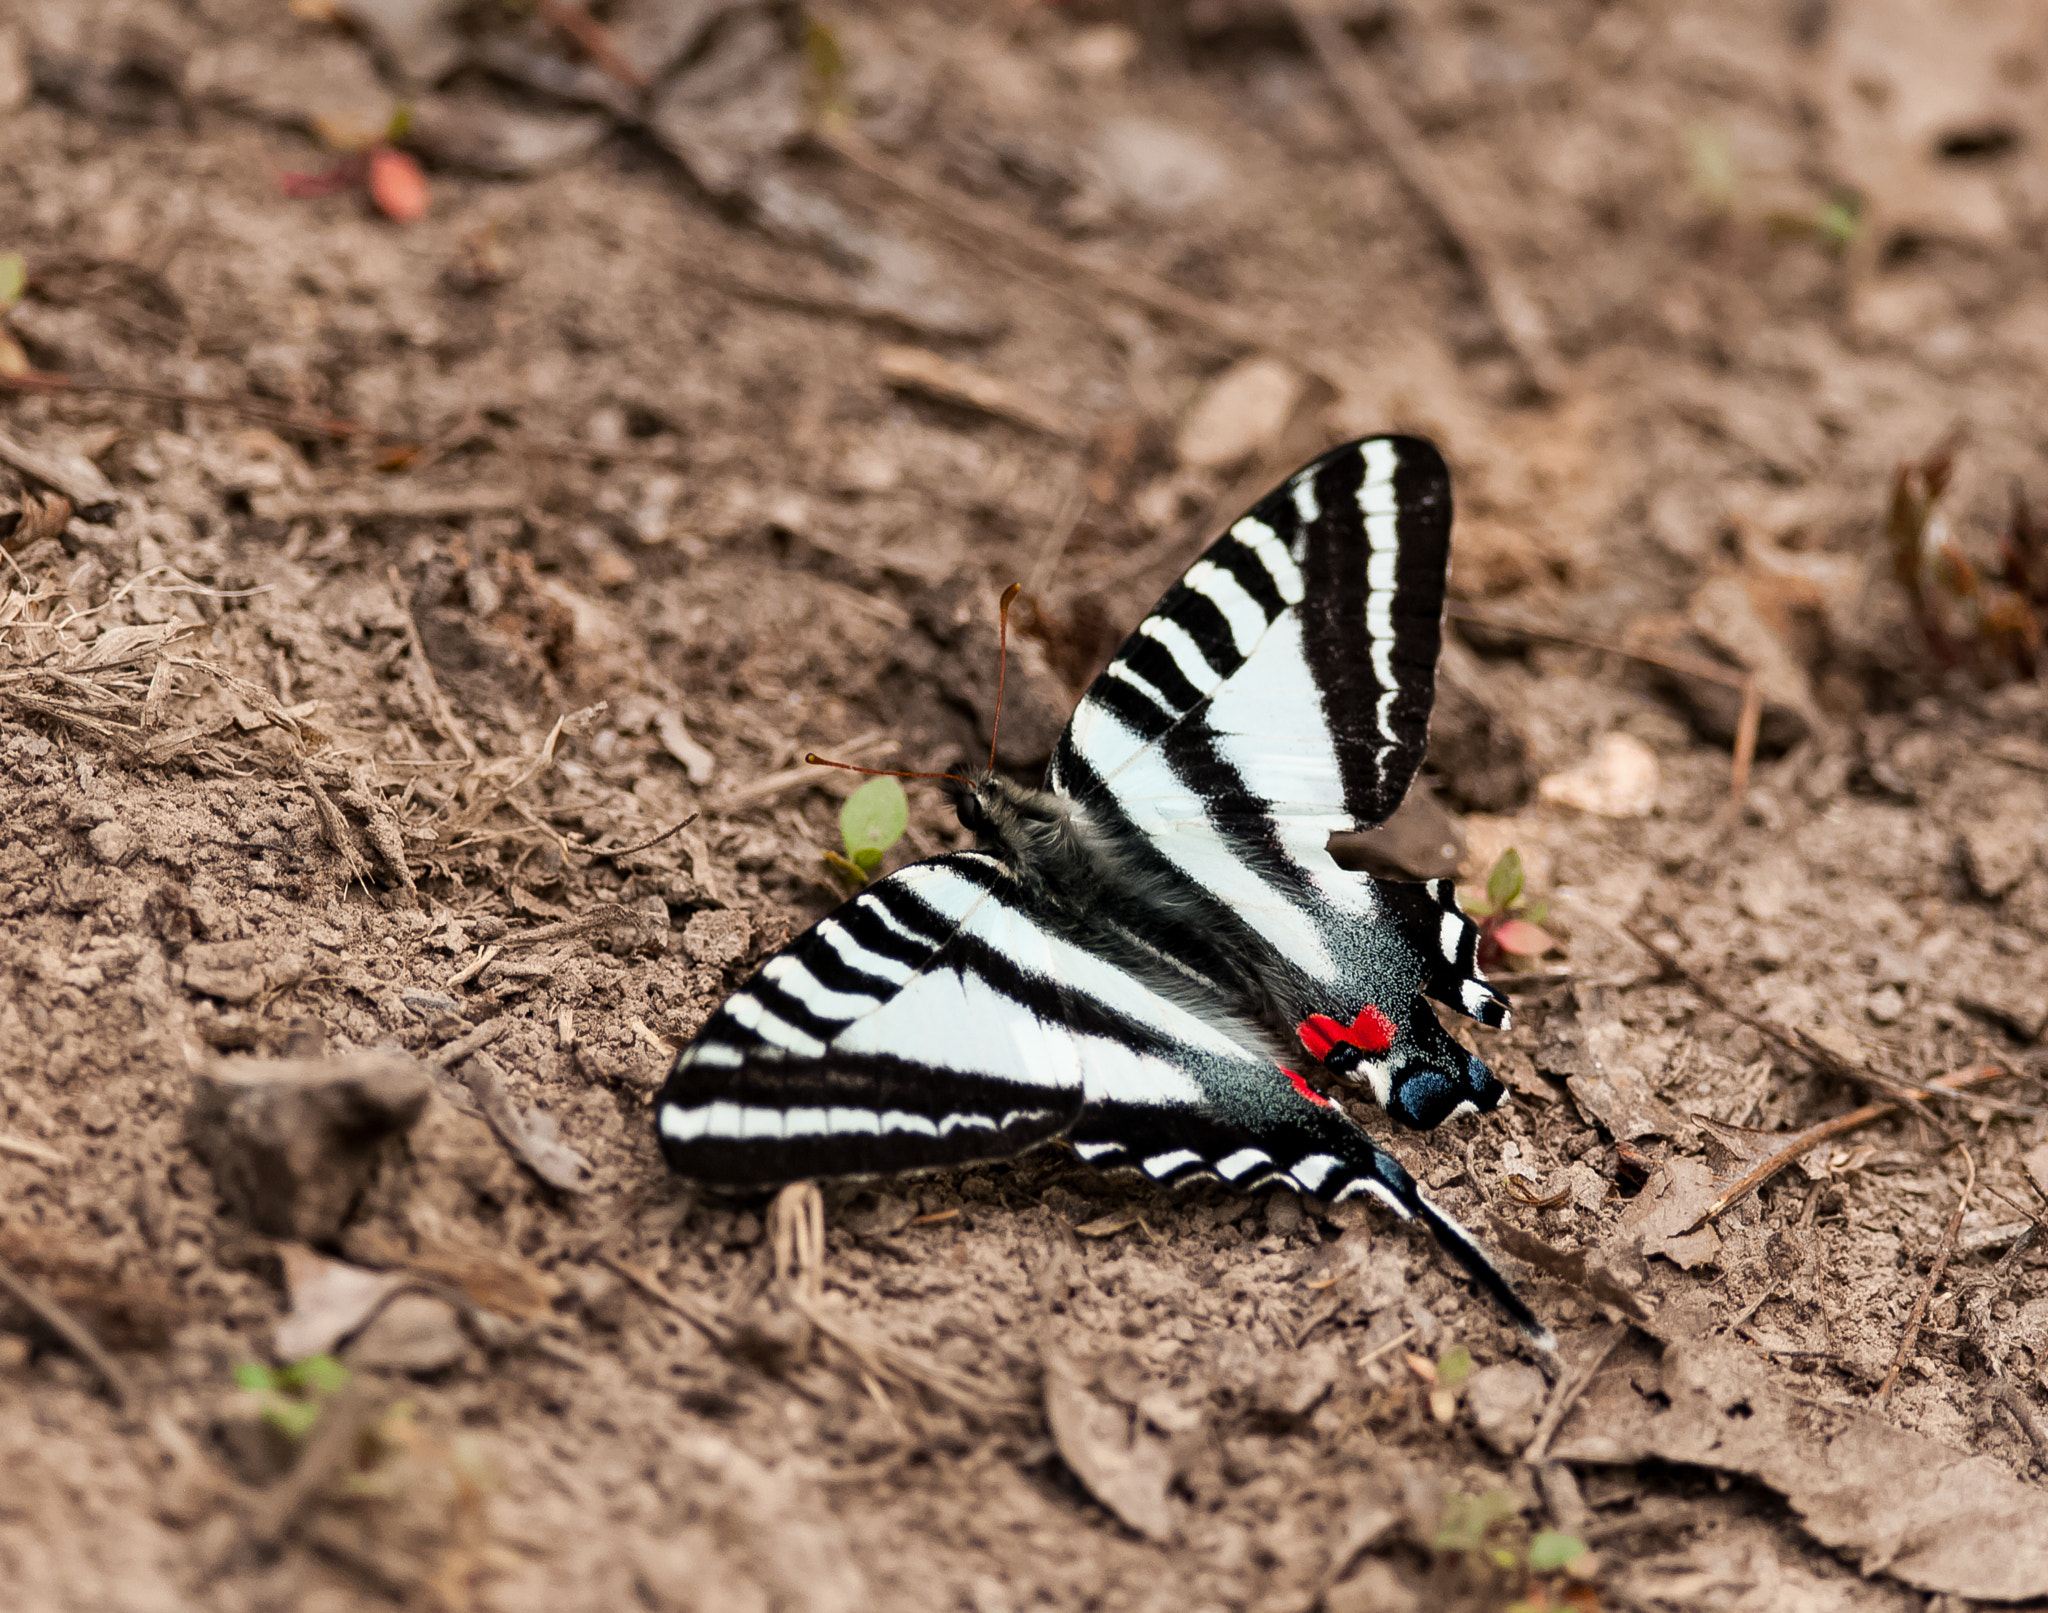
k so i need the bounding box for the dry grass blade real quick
[386,565,477,763]
[875,346,1076,441]
[1525,1320,1629,1463]
[0,424,115,504]
[1282,0,1560,399]
[0,1252,137,1409]
[817,126,1280,358]
[1879,1146,1975,1410]
[769,1181,826,1306]
[245,1380,376,1545]
[781,1286,1017,1420]
[1447,604,1764,805]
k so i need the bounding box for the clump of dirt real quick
[3,1,2048,1609]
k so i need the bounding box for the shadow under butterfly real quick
[657,436,1552,1349]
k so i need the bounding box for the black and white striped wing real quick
[1049,436,1511,1128]
[657,853,1285,1186]
[655,852,1547,1342]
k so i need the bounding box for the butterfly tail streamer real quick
[1072,1086,1552,1348]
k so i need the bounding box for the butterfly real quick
[656,436,1548,1346]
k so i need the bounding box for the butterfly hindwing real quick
[658,855,1083,1184]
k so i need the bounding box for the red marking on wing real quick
[1281,1066,1332,1108]
[1297,1005,1396,1060]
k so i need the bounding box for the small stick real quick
[875,346,1076,441]
[1621,922,1957,1138]
[1525,1320,1628,1463]
[246,1381,375,1545]
[0,1131,66,1167]
[1283,0,1560,398]
[1683,1063,2008,1231]
[1994,1379,2048,1465]
[0,1253,137,1409]
[1878,1146,1974,1410]
[430,1016,512,1071]
[818,126,1272,356]
[1447,603,1763,803]
[533,0,647,90]
[0,423,117,505]
[386,565,478,763]
[597,1252,735,1351]
[587,812,698,861]
[1,370,357,440]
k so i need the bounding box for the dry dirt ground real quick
[4,1,2048,1609]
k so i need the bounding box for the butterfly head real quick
[953,773,1086,879]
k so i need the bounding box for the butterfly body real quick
[658,436,1550,1346]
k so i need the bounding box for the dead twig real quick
[1283,0,1560,398]
[0,1252,138,1408]
[876,346,1077,442]
[245,1381,376,1545]
[1683,1063,2010,1232]
[597,1252,736,1352]
[386,565,478,764]
[1878,1146,1975,1410]
[1525,1320,1629,1463]
[0,1131,66,1167]
[817,125,1273,355]
[429,1016,512,1071]
[1621,921,1958,1138]
[0,423,116,505]
[534,0,648,90]
[1994,1379,2048,1466]
[1,370,357,441]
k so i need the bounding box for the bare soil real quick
[3,2,2048,1609]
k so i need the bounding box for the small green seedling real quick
[0,251,27,378]
[1465,848,1559,972]
[826,774,909,886]
[233,1354,351,1440]
[1433,1485,1592,1605]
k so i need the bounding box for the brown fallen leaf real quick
[1617,1157,1723,1269]
[275,1244,403,1361]
[1041,1347,1178,1542]
[1552,1326,2048,1600]
[459,1050,594,1193]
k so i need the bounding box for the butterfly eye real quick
[957,795,987,833]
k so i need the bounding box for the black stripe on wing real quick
[1074,1079,1550,1347]
[1286,436,1450,828]
[1376,877,1510,1029]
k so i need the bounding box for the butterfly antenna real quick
[989,582,1023,774]
[804,754,972,788]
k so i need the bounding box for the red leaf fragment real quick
[368,147,428,224]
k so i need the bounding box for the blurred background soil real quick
[2,1,2048,1609]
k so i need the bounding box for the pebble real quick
[1536,732,1660,818]
[1464,1362,1547,1456]
[347,1292,469,1375]
[683,909,753,968]
[1865,984,1906,1025]
[1175,356,1303,471]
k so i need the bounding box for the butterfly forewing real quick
[1050,436,1507,1128]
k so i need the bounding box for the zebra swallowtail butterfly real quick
[657,436,1548,1345]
